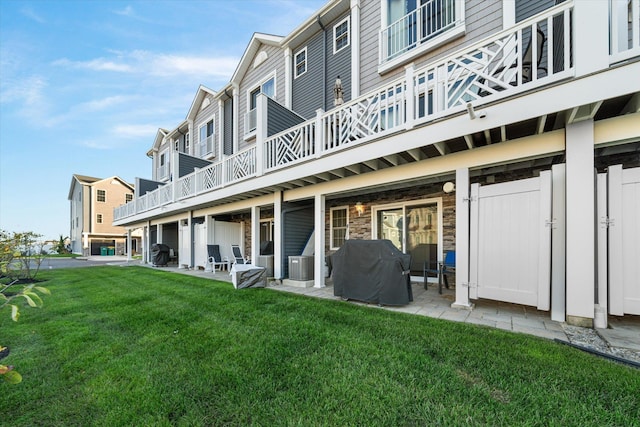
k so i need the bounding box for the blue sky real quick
[0,0,327,241]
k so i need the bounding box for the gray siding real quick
[267,98,305,137]
[223,98,233,155]
[360,0,503,93]
[292,30,325,119]
[516,0,557,22]
[281,204,314,278]
[177,153,212,178]
[238,43,285,151]
[193,93,219,159]
[291,13,352,119]
[136,178,164,197]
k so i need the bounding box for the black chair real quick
[423,250,456,294]
[231,244,249,265]
[207,244,229,272]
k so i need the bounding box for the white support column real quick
[551,164,566,322]
[452,168,473,309]
[274,191,283,279]
[595,172,608,327]
[232,84,239,152]
[565,119,595,326]
[251,205,260,266]
[502,0,515,29]
[126,229,132,263]
[157,224,163,244]
[314,193,326,288]
[256,94,268,177]
[573,0,609,76]
[171,150,179,202]
[284,47,292,109]
[142,226,148,264]
[404,64,415,130]
[315,109,325,158]
[350,0,361,98]
[218,99,224,159]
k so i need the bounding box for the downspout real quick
[317,15,326,110]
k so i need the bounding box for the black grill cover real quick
[151,243,170,266]
[332,239,413,306]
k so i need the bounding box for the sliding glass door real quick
[375,199,441,278]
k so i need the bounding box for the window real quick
[334,17,350,53]
[246,75,276,134]
[381,0,462,66]
[125,194,133,203]
[185,132,190,154]
[96,214,103,224]
[159,149,169,179]
[199,119,214,157]
[330,206,349,249]
[294,47,307,78]
[97,189,106,202]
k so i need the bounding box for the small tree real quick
[54,235,70,255]
[1,230,51,384]
[0,231,46,282]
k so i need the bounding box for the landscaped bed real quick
[2,266,639,426]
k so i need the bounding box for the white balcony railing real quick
[245,109,257,134]
[114,1,636,223]
[380,0,458,62]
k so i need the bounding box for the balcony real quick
[114,1,639,223]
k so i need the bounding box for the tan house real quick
[68,174,137,256]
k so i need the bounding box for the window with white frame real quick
[294,47,307,78]
[330,206,349,249]
[97,189,106,202]
[199,119,214,157]
[185,132,190,154]
[159,149,169,179]
[96,213,103,224]
[333,17,350,54]
[246,75,275,134]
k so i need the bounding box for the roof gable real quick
[231,33,284,84]
[186,85,217,122]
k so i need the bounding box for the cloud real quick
[79,95,130,112]
[114,5,134,17]
[20,7,45,24]
[113,124,158,139]
[52,58,133,72]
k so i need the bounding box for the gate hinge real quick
[462,282,476,289]
[600,216,614,228]
[463,196,476,203]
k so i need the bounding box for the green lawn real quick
[2,267,639,426]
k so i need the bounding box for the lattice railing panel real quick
[265,122,315,171]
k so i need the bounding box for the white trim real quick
[198,115,216,159]
[294,46,308,79]
[245,71,276,136]
[329,205,349,250]
[333,16,350,54]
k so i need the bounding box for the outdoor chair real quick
[207,244,229,272]
[231,244,249,265]
[423,250,456,294]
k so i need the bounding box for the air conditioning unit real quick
[288,256,314,281]
[256,255,274,277]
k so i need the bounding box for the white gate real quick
[608,165,640,315]
[193,223,208,269]
[469,171,552,309]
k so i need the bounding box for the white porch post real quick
[157,224,163,244]
[232,84,239,152]
[314,193,326,288]
[126,229,132,263]
[565,119,595,326]
[404,64,415,130]
[551,164,566,322]
[452,167,473,309]
[284,47,292,109]
[251,205,260,265]
[274,191,283,279]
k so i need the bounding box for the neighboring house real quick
[114,0,640,328]
[68,174,138,256]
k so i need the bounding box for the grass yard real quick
[2,266,639,426]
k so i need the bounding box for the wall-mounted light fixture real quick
[443,182,456,193]
[466,102,486,120]
[355,202,365,216]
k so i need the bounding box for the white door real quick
[193,223,208,269]
[608,165,640,315]
[470,171,552,309]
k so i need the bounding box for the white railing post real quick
[404,64,415,130]
[573,0,608,76]
[256,94,267,177]
[315,108,324,158]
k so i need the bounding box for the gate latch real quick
[600,216,614,228]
